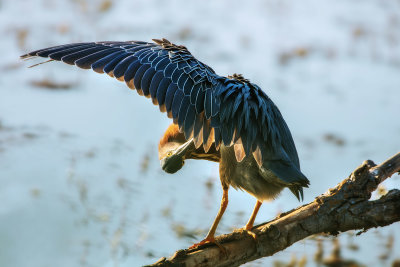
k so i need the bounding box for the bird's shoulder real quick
[152,38,218,83]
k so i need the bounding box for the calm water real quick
[0,0,399,266]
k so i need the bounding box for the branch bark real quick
[146,152,400,267]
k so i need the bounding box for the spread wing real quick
[22,38,307,189]
[22,39,221,150]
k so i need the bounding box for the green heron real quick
[22,38,309,248]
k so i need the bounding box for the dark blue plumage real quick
[21,38,309,200]
[149,72,164,100]
[140,67,156,96]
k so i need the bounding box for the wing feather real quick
[177,96,190,126]
[103,53,132,77]
[133,64,151,91]
[184,104,196,138]
[75,48,120,69]
[193,112,204,148]
[149,71,164,100]
[123,59,142,84]
[91,50,126,73]
[155,78,169,107]
[164,82,177,112]
[171,89,184,119]
[44,44,94,59]
[140,67,156,97]
[61,47,109,65]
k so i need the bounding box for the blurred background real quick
[0,0,399,266]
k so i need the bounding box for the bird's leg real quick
[244,200,262,230]
[189,185,229,250]
[242,200,262,239]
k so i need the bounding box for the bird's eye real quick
[182,161,185,166]
[166,151,173,157]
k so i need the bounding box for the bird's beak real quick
[175,138,194,158]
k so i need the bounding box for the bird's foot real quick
[240,226,263,255]
[236,226,258,240]
[188,237,214,249]
[189,236,227,255]
[243,229,258,240]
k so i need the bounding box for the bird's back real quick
[216,77,309,197]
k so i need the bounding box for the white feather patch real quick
[253,146,263,167]
[203,127,214,153]
[234,141,246,162]
[194,127,203,149]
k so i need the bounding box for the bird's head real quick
[160,150,185,174]
[158,124,192,174]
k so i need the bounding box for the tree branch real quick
[146,152,400,267]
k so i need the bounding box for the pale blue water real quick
[0,0,399,266]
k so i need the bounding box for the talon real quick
[189,236,227,256]
[189,237,213,249]
[242,228,257,240]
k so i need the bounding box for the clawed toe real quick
[242,228,257,240]
[189,238,213,249]
[189,236,227,255]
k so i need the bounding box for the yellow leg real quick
[189,185,229,250]
[244,200,262,231]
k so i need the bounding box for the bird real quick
[21,38,310,249]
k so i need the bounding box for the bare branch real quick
[146,152,400,267]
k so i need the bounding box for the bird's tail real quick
[289,185,305,201]
[263,159,310,201]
